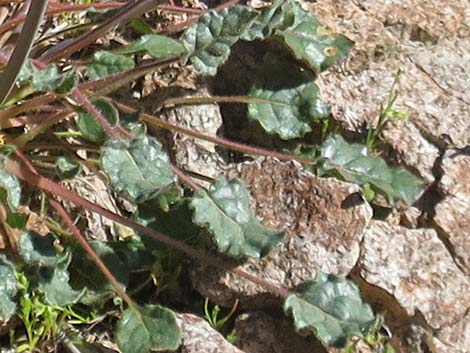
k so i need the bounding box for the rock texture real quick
[433,149,470,274]
[359,221,469,329]
[434,311,470,353]
[167,313,244,353]
[234,311,326,353]
[310,0,470,188]
[191,157,372,307]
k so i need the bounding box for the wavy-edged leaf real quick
[37,267,83,306]
[86,51,135,80]
[190,177,284,258]
[248,55,329,139]
[276,1,353,72]
[101,135,175,203]
[76,99,119,143]
[0,255,17,321]
[181,6,259,75]
[31,65,77,94]
[319,135,423,205]
[116,34,187,59]
[116,304,181,353]
[284,272,377,347]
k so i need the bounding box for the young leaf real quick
[76,99,119,143]
[37,267,83,306]
[69,240,130,306]
[31,65,77,94]
[276,1,353,72]
[19,231,68,268]
[284,272,377,348]
[86,51,135,80]
[190,178,284,258]
[0,169,21,209]
[116,304,181,353]
[116,34,187,59]
[101,135,176,203]
[0,255,17,321]
[319,135,423,205]
[241,0,285,41]
[181,6,259,76]
[248,55,329,139]
[56,156,81,179]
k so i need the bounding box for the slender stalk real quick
[51,199,142,318]
[114,101,314,165]
[0,93,57,127]
[170,164,203,191]
[0,0,48,106]
[40,0,164,63]
[4,157,290,299]
[71,89,119,140]
[79,57,180,95]
[14,110,71,147]
[0,2,124,36]
[12,149,142,317]
[160,95,283,107]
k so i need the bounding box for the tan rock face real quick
[359,221,470,329]
[434,311,470,353]
[191,157,372,307]
[234,311,326,353]
[310,0,470,188]
[169,313,244,353]
[433,150,470,274]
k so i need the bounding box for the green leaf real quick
[241,0,285,41]
[86,51,135,80]
[0,255,18,321]
[101,134,175,203]
[19,231,68,268]
[190,178,284,258]
[116,34,186,59]
[76,99,119,143]
[319,135,423,205]
[37,267,83,306]
[248,55,329,139]
[130,19,155,35]
[181,6,259,76]
[69,240,129,306]
[31,65,77,93]
[136,201,201,247]
[56,156,81,179]
[276,1,353,72]
[0,169,21,209]
[284,272,377,348]
[116,304,181,353]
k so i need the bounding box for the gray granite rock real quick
[167,313,244,353]
[359,221,469,329]
[433,149,470,274]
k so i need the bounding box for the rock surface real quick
[358,220,469,329]
[234,311,325,353]
[191,157,372,307]
[166,313,244,353]
[433,149,470,274]
[311,0,470,188]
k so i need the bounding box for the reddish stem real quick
[0,2,125,36]
[4,157,290,299]
[12,149,141,317]
[71,89,120,140]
